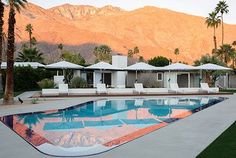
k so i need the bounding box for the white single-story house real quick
[83,56,127,88]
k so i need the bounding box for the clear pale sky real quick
[28,0,236,24]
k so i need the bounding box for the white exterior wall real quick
[54,75,64,86]
[112,71,126,87]
[93,71,102,87]
[112,55,128,88]
[112,55,127,68]
[164,72,177,88]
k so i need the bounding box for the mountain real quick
[49,4,125,20]
[3,3,236,64]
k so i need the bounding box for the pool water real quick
[0,97,225,157]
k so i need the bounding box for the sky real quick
[28,0,236,24]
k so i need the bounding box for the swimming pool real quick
[0,97,225,157]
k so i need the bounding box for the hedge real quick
[2,66,55,91]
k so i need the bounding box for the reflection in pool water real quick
[0,97,225,156]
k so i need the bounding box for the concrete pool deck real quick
[0,93,235,158]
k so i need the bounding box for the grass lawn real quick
[197,121,236,158]
[220,89,236,93]
[0,91,24,99]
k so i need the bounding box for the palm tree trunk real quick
[29,32,31,49]
[0,1,4,92]
[221,13,224,45]
[3,0,15,105]
[213,26,217,54]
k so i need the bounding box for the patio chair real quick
[200,83,219,93]
[169,83,184,93]
[96,84,108,94]
[134,83,145,94]
[58,84,69,95]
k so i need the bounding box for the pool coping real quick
[0,93,235,158]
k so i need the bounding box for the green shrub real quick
[2,66,55,91]
[70,76,88,88]
[37,79,55,89]
[31,98,39,104]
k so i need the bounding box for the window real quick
[157,73,163,81]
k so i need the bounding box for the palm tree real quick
[93,44,112,63]
[0,1,4,86]
[127,46,140,58]
[215,44,236,65]
[16,47,44,63]
[174,48,180,62]
[232,41,236,68]
[3,0,28,105]
[57,43,63,59]
[215,0,229,45]
[205,11,221,53]
[232,41,236,46]
[25,23,33,48]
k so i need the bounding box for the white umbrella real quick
[195,63,232,70]
[163,63,196,88]
[46,61,83,69]
[86,61,121,70]
[46,61,84,76]
[196,63,232,86]
[1,62,45,69]
[124,62,159,82]
[163,63,196,71]
[124,62,157,71]
[86,62,121,83]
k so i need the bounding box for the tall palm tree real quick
[3,0,28,105]
[174,48,180,62]
[205,11,221,54]
[25,23,33,48]
[0,1,4,88]
[215,0,229,45]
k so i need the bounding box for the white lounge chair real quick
[96,84,108,94]
[134,83,145,94]
[169,83,184,93]
[58,84,69,95]
[200,83,219,93]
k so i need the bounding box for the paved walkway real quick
[0,94,235,158]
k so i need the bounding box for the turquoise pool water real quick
[0,97,225,157]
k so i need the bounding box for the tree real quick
[61,50,86,65]
[4,0,28,105]
[93,45,112,63]
[58,43,63,50]
[215,44,236,66]
[174,48,180,62]
[127,46,139,58]
[16,47,44,63]
[25,23,33,48]
[194,54,226,86]
[138,56,145,62]
[205,11,221,53]
[0,1,4,86]
[232,41,236,68]
[215,0,229,45]
[148,56,170,67]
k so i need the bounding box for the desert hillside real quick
[2,3,236,64]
